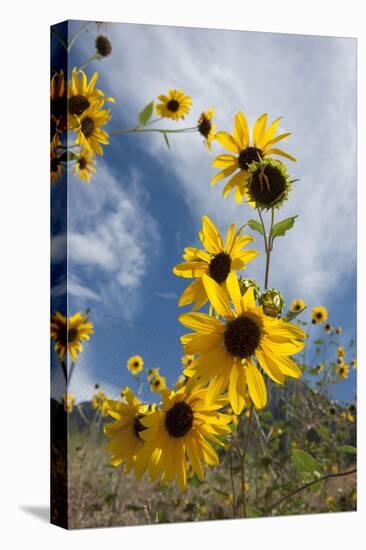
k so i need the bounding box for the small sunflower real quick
[147,368,160,381]
[74,102,111,156]
[351,359,357,369]
[92,390,109,415]
[337,346,346,359]
[181,355,195,368]
[104,388,157,480]
[120,386,129,399]
[51,311,94,363]
[179,272,306,413]
[150,375,167,393]
[211,111,296,203]
[127,355,144,375]
[290,299,306,313]
[62,392,74,413]
[335,326,342,335]
[139,386,231,491]
[198,109,216,150]
[246,159,292,210]
[311,306,328,324]
[324,323,333,334]
[73,150,97,183]
[51,70,67,143]
[336,363,349,380]
[155,89,192,121]
[173,215,259,311]
[51,151,63,183]
[68,68,115,121]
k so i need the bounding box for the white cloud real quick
[86,25,356,305]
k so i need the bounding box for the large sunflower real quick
[211,111,296,203]
[51,311,94,362]
[155,89,192,121]
[139,386,231,491]
[173,215,259,311]
[74,102,111,156]
[179,273,306,413]
[104,389,157,480]
[68,68,115,120]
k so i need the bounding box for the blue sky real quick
[51,21,356,403]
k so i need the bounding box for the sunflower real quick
[336,363,349,380]
[155,89,192,121]
[68,68,115,121]
[198,109,216,150]
[351,359,357,369]
[181,355,195,368]
[73,150,97,183]
[324,323,333,334]
[120,386,129,399]
[51,311,94,363]
[290,299,306,313]
[62,392,74,413]
[179,272,306,413]
[150,375,167,393]
[92,390,109,415]
[51,151,63,183]
[104,388,157,479]
[74,102,111,156]
[337,346,346,359]
[51,70,67,146]
[127,355,144,375]
[335,326,342,335]
[147,368,160,381]
[311,305,328,324]
[139,386,231,491]
[246,158,292,210]
[173,215,259,311]
[211,111,296,203]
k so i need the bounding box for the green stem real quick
[51,28,68,52]
[229,442,236,518]
[264,208,275,290]
[110,126,198,137]
[78,53,101,71]
[240,404,254,517]
[68,21,90,53]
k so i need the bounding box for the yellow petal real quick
[229,361,246,414]
[253,113,268,147]
[246,360,267,409]
[241,286,256,310]
[202,274,232,318]
[233,111,249,149]
[211,164,238,186]
[255,348,285,384]
[215,131,240,153]
[178,312,223,333]
[212,154,238,169]
[226,271,242,313]
[173,262,208,278]
[265,148,297,162]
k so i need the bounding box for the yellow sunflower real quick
[351,359,357,369]
[181,354,195,368]
[127,355,144,375]
[68,68,115,121]
[62,392,75,413]
[147,368,160,381]
[74,102,111,156]
[51,311,94,363]
[173,215,259,311]
[324,323,333,334]
[337,346,346,359]
[335,326,342,335]
[198,109,216,150]
[73,150,97,183]
[311,305,328,324]
[104,389,157,479]
[139,386,231,491]
[179,272,306,413]
[336,363,349,380]
[155,89,192,121]
[92,390,109,415]
[150,375,167,393]
[51,70,67,147]
[290,299,306,313]
[51,151,63,183]
[211,111,296,203]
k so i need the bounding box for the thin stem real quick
[68,21,90,53]
[51,28,68,52]
[257,209,268,254]
[60,360,67,384]
[264,208,275,289]
[78,53,101,71]
[229,442,236,519]
[110,126,198,137]
[240,404,254,518]
[266,468,357,514]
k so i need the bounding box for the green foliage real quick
[138,101,154,125]
[163,133,171,149]
[271,215,298,240]
[247,219,264,235]
[292,449,321,474]
[341,445,357,455]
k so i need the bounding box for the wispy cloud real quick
[156,291,178,300]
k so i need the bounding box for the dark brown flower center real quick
[208,252,232,284]
[133,361,139,368]
[51,97,67,120]
[81,117,95,138]
[68,95,90,116]
[198,116,212,138]
[78,157,88,170]
[316,312,322,319]
[238,147,263,170]
[133,414,146,439]
[58,325,79,346]
[96,35,112,57]
[248,164,287,207]
[224,315,261,358]
[153,379,160,387]
[294,304,301,311]
[165,401,194,438]
[51,156,61,173]
[167,99,180,112]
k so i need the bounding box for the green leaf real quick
[285,306,307,322]
[247,506,261,517]
[292,449,321,474]
[163,133,171,149]
[314,339,324,345]
[138,101,154,125]
[271,215,298,240]
[341,445,357,455]
[247,219,264,235]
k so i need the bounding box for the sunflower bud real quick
[238,277,260,299]
[259,288,285,317]
[95,35,112,57]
